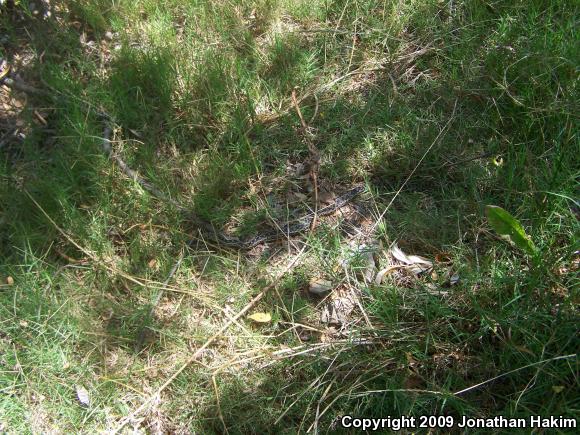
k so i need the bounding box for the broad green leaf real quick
[485,206,536,255]
[248,312,272,323]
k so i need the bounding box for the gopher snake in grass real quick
[1,74,364,250]
[192,184,365,249]
[102,127,364,249]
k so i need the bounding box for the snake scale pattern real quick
[2,71,366,355]
[192,184,365,249]
[103,126,365,250]
[0,72,366,251]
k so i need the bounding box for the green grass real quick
[1,0,578,433]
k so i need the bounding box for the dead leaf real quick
[435,253,452,263]
[309,278,333,295]
[76,385,90,407]
[374,265,404,285]
[248,312,272,323]
[6,276,14,286]
[390,245,432,267]
[147,259,157,269]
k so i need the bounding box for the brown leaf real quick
[374,266,404,285]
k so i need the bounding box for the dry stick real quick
[291,89,320,232]
[112,245,306,434]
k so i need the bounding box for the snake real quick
[1,73,365,250]
[191,184,365,249]
[102,126,366,249]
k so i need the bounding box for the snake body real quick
[1,72,364,251]
[102,126,365,250]
[193,184,365,249]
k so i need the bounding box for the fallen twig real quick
[292,89,320,232]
